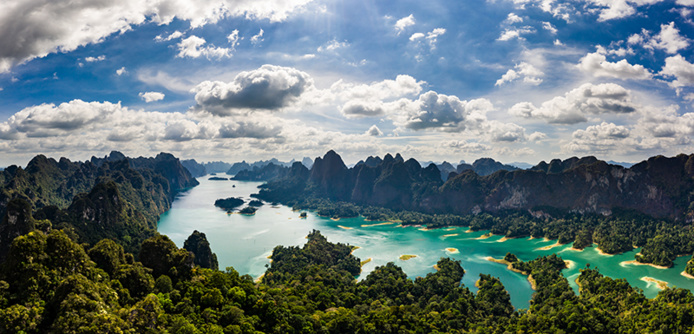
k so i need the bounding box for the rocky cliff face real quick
[260,151,694,220]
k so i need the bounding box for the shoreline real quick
[485,256,533,287]
[681,271,694,280]
[361,222,397,227]
[620,260,668,270]
[596,247,613,256]
[476,233,492,240]
[360,258,372,266]
[445,247,459,254]
[442,233,459,238]
[400,254,417,261]
[641,276,669,290]
[337,225,353,230]
[537,242,562,251]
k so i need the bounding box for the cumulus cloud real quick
[365,125,383,136]
[495,62,544,86]
[409,28,446,50]
[139,92,165,103]
[542,21,557,34]
[510,83,638,124]
[0,0,314,72]
[192,65,314,115]
[155,30,183,42]
[0,99,293,147]
[577,51,651,80]
[85,55,106,62]
[587,0,664,21]
[116,67,127,76]
[629,22,690,54]
[177,36,232,59]
[505,13,524,24]
[443,140,490,153]
[395,14,416,34]
[387,92,491,132]
[660,55,694,89]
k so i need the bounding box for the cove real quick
[158,176,694,310]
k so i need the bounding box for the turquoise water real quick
[157,176,694,309]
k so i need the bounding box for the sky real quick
[1,0,694,167]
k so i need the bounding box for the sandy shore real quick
[445,248,459,254]
[485,256,531,277]
[337,225,353,230]
[620,260,668,270]
[350,246,360,254]
[442,233,459,238]
[361,222,396,227]
[497,236,510,242]
[254,274,265,283]
[564,260,576,269]
[568,247,585,252]
[418,227,431,231]
[330,217,340,221]
[444,228,456,231]
[641,276,668,290]
[361,258,373,266]
[537,242,562,251]
[596,247,613,256]
[476,233,492,240]
[400,254,417,261]
[681,271,694,280]
[465,229,474,233]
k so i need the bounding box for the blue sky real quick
[1,0,693,166]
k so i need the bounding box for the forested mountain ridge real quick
[258,150,694,220]
[0,151,198,256]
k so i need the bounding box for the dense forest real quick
[2,227,694,333]
[1,151,694,332]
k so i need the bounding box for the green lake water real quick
[158,176,694,309]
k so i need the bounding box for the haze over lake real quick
[158,176,694,309]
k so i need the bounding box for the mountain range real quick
[256,150,694,220]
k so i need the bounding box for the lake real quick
[158,176,694,309]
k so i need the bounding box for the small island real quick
[399,254,417,261]
[299,212,307,218]
[248,199,264,207]
[238,206,258,215]
[209,176,229,181]
[214,197,244,212]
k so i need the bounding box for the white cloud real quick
[176,35,232,59]
[659,54,694,89]
[251,29,264,45]
[505,13,524,24]
[317,39,349,52]
[645,22,690,54]
[366,125,383,136]
[495,62,544,86]
[577,51,651,80]
[409,33,425,41]
[497,26,535,41]
[630,22,690,54]
[192,65,314,115]
[587,0,664,21]
[228,30,241,49]
[116,67,127,76]
[395,14,416,35]
[0,0,314,73]
[155,30,183,42]
[387,92,492,132]
[542,21,557,34]
[85,55,106,62]
[139,91,165,103]
[510,83,638,124]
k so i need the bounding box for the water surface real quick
[158,176,694,309]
